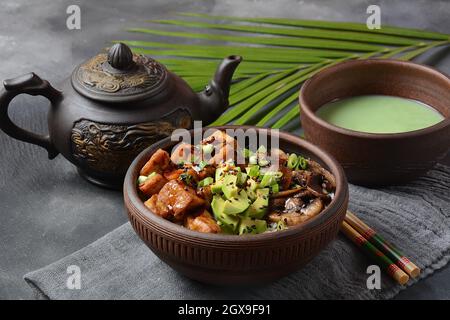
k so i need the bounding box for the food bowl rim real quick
[124,125,349,243]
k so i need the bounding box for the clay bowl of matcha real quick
[300,59,450,186]
[124,126,348,285]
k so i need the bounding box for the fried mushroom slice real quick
[307,159,335,189]
[277,165,292,191]
[138,173,168,196]
[140,149,171,176]
[291,170,311,186]
[270,197,287,211]
[301,198,324,217]
[184,210,221,233]
[270,148,288,165]
[271,187,304,198]
[284,197,304,213]
[306,172,331,198]
[268,198,323,226]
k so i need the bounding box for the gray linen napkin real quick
[24,164,450,300]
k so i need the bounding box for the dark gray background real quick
[0,0,449,299]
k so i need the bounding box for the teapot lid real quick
[71,43,168,103]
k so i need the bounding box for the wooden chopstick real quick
[340,220,410,285]
[345,210,421,278]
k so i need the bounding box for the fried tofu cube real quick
[158,180,205,220]
[140,149,170,176]
[144,194,171,219]
[170,142,196,164]
[138,173,167,196]
[163,168,184,181]
[201,130,235,146]
[184,210,221,233]
[201,130,239,165]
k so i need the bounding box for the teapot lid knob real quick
[72,42,168,103]
[107,43,135,70]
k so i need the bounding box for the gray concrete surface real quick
[0,0,449,299]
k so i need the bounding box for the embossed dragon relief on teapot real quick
[0,43,242,189]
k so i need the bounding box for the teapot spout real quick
[198,55,242,125]
[213,55,242,98]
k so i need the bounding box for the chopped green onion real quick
[198,160,209,170]
[137,172,156,185]
[257,145,267,154]
[137,175,148,185]
[260,171,282,187]
[198,176,214,187]
[258,157,270,167]
[242,148,252,158]
[202,144,214,154]
[297,156,308,170]
[225,159,235,166]
[287,153,299,169]
[246,165,260,178]
[249,154,258,165]
[271,183,280,193]
[179,172,193,185]
[177,161,185,168]
[277,220,287,231]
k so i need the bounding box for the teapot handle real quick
[0,73,61,159]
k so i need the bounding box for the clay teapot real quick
[0,43,242,189]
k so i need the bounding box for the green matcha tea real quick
[316,95,444,134]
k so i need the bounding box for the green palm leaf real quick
[128,27,385,51]
[123,14,450,131]
[152,19,420,46]
[118,40,352,58]
[210,65,321,125]
[180,13,450,41]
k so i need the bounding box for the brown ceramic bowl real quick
[123,126,348,285]
[300,59,450,186]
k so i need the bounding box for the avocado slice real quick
[245,178,259,201]
[211,195,240,231]
[236,172,247,186]
[211,180,223,194]
[217,221,238,234]
[211,194,225,214]
[222,174,239,199]
[238,217,267,235]
[215,166,227,181]
[198,176,214,187]
[247,178,259,191]
[217,214,240,232]
[246,189,256,202]
[244,188,269,219]
[222,190,250,215]
[257,188,270,197]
